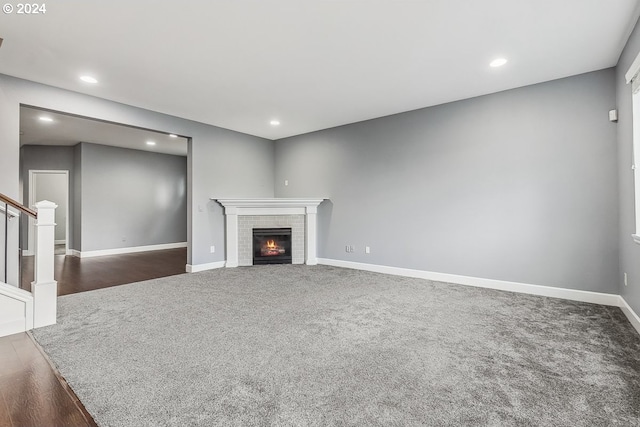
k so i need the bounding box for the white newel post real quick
[305,205,318,265]
[225,207,239,267]
[32,200,58,328]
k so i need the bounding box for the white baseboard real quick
[619,296,640,335]
[0,281,34,337]
[317,258,622,307]
[73,242,187,258]
[186,261,226,273]
[26,241,67,252]
[0,319,28,338]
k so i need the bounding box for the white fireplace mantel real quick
[214,198,325,267]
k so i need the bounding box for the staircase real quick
[0,193,58,337]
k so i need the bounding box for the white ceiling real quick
[20,107,188,156]
[1,0,640,140]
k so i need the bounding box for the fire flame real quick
[266,240,276,249]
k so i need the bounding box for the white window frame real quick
[627,51,640,245]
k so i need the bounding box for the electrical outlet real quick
[351,245,355,253]
[210,245,215,254]
[624,273,628,286]
[365,246,370,254]
[345,245,350,253]
[284,179,289,186]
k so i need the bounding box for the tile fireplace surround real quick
[214,198,325,267]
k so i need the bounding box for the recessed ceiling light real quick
[270,120,280,126]
[38,116,53,122]
[80,75,98,84]
[146,141,156,146]
[489,58,508,68]
[169,134,178,138]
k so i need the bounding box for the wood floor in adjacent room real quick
[21,247,188,295]
[0,248,187,427]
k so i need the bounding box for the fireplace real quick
[253,228,292,265]
[215,198,325,267]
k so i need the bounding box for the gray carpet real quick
[32,265,640,426]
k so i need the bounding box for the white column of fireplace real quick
[214,199,325,267]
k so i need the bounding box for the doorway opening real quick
[19,105,190,294]
[28,170,69,256]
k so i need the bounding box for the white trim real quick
[625,49,640,83]
[22,250,34,257]
[317,258,621,307]
[54,239,66,245]
[633,234,640,245]
[0,282,34,305]
[0,319,28,337]
[214,198,326,267]
[619,296,640,335]
[229,207,307,216]
[215,198,326,209]
[28,170,70,257]
[186,261,226,273]
[70,249,81,257]
[634,92,640,234]
[73,242,187,258]
[0,281,34,335]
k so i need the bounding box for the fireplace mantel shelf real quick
[215,198,325,213]
[213,198,327,267]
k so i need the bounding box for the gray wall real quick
[21,142,188,252]
[275,69,619,293]
[616,17,640,315]
[20,145,75,249]
[0,74,274,267]
[73,144,82,250]
[79,142,187,251]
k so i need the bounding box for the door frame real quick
[27,170,70,256]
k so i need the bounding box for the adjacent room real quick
[18,107,189,293]
[0,1,639,426]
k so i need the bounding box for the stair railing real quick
[0,193,36,286]
[1,192,57,328]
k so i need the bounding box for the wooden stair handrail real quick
[0,193,37,218]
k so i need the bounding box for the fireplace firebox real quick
[252,228,292,265]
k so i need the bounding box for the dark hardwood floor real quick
[2,248,187,426]
[0,333,96,427]
[21,247,187,295]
